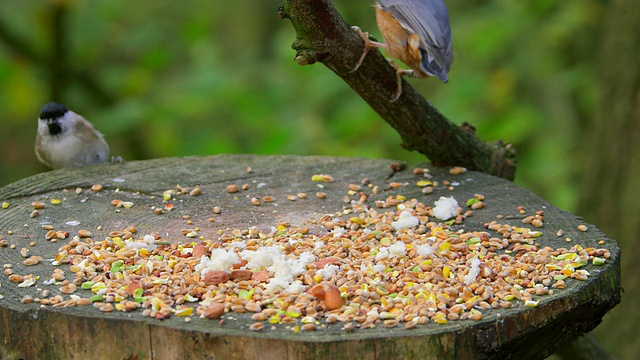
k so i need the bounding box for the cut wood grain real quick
[0,155,620,360]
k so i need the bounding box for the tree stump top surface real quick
[0,155,621,360]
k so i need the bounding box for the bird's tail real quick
[420,48,449,83]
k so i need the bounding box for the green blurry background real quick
[1,0,637,358]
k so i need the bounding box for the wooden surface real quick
[0,155,621,360]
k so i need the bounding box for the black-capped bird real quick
[35,102,111,169]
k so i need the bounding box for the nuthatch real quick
[35,102,111,169]
[351,0,453,102]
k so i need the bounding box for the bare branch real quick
[280,0,517,180]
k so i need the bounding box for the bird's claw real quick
[388,60,414,102]
[349,26,387,74]
[350,27,412,103]
[111,156,124,164]
[351,26,370,43]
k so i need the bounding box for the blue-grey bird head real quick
[377,0,453,83]
[39,102,69,136]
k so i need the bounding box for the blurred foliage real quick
[0,0,629,358]
[0,0,601,215]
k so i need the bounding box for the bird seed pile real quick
[1,170,611,334]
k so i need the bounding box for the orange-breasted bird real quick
[350,0,453,102]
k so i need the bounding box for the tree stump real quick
[0,155,621,360]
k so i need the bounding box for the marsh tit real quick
[35,102,112,169]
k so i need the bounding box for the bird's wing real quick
[377,0,452,79]
[72,114,104,142]
[34,135,54,168]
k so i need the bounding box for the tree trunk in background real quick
[579,0,640,358]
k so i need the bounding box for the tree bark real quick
[577,0,640,359]
[279,0,517,180]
